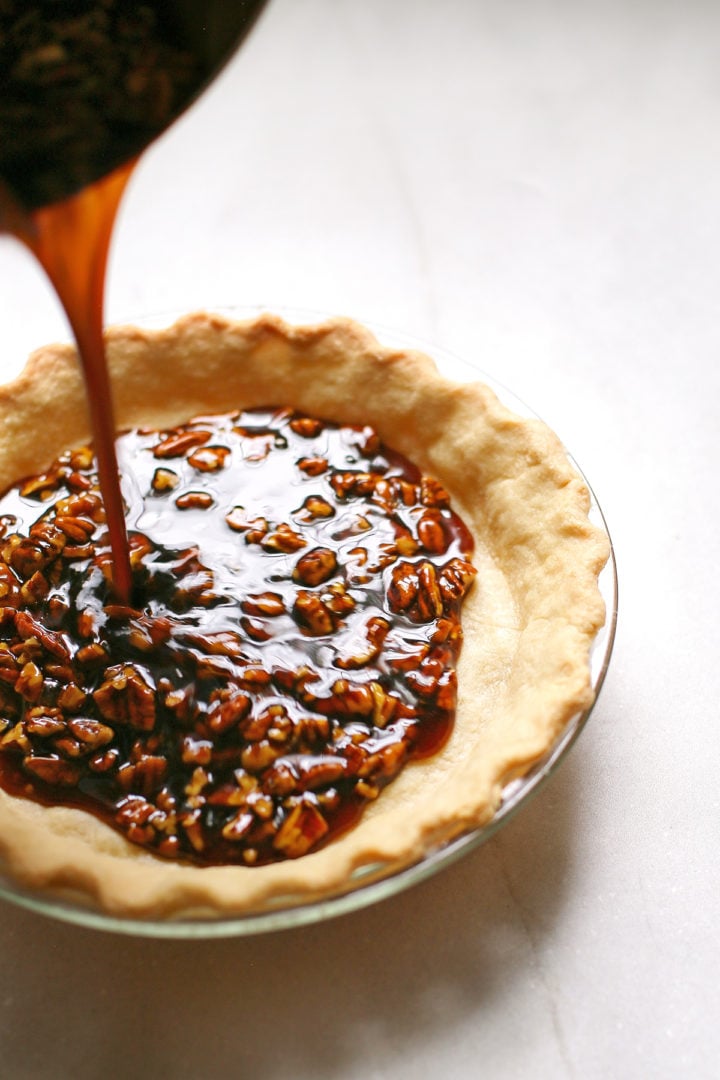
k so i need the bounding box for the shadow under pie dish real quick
[0,312,611,929]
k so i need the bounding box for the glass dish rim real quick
[0,307,617,937]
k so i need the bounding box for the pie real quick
[0,312,609,920]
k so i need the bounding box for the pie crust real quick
[0,312,609,919]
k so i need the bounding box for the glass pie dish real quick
[0,311,617,936]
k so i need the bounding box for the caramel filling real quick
[0,408,475,865]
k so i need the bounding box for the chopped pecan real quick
[261,523,306,553]
[175,491,214,511]
[289,416,324,438]
[24,755,81,786]
[416,561,444,621]
[15,660,43,702]
[187,445,231,472]
[329,471,376,500]
[55,515,96,542]
[93,664,156,731]
[24,708,66,738]
[241,592,285,618]
[206,691,251,734]
[438,558,477,604]
[417,510,448,554]
[221,811,254,842]
[295,495,334,521]
[293,591,335,636]
[297,456,328,476]
[151,467,179,493]
[273,799,329,857]
[153,429,211,458]
[293,547,337,587]
[387,560,419,614]
[67,717,114,749]
[334,616,390,670]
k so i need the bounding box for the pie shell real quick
[0,312,609,920]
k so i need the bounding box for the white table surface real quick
[0,1,717,1077]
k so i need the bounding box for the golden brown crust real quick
[0,313,609,918]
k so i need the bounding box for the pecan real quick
[358,740,406,780]
[66,471,92,493]
[295,495,334,521]
[434,669,457,711]
[62,542,95,560]
[19,473,61,499]
[293,547,337,587]
[88,748,120,773]
[247,790,274,819]
[438,558,477,604]
[175,491,214,511]
[0,647,19,685]
[55,515,95,542]
[0,722,30,752]
[93,664,156,731]
[417,510,448,554]
[225,506,267,538]
[207,783,246,807]
[116,796,157,845]
[293,591,335,636]
[297,456,328,476]
[267,710,294,744]
[151,467,179,493]
[241,592,285,618]
[69,446,94,471]
[289,416,324,438]
[0,565,21,607]
[19,570,50,606]
[206,691,251,734]
[76,643,109,667]
[329,679,374,718]
[261,523,307,553]
[241,740,281,773]
[421,476,451,508]
[416,561,444,621]
[370,681,397,728]
[241,705,279,743]
[329,471,376,500]
[221,811,254,842]
[395,534,419,557]
[5,536,49,579]
[131,755,168,795]
[273,799,329,858]
[324,582,356,617]
[24,755,81,786]
[183,630,243,658]
[55,492,104,521]
[334,616,390,670]
[387,560,419,613]
[15,660,43,702]
[53,735,86,759]
[153,429,211,458]
[67,717,114,749]
[187,445,231,472]
[291,755,346,791]
[57,683,87,712]
[24,708,66,738]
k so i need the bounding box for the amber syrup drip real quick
[5,166,134,601]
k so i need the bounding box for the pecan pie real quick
[0,313,608,918]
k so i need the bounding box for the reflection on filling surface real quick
[0,408,476,866]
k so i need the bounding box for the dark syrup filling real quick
[0,408,476,866]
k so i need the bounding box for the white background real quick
[0,1,717,1077]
